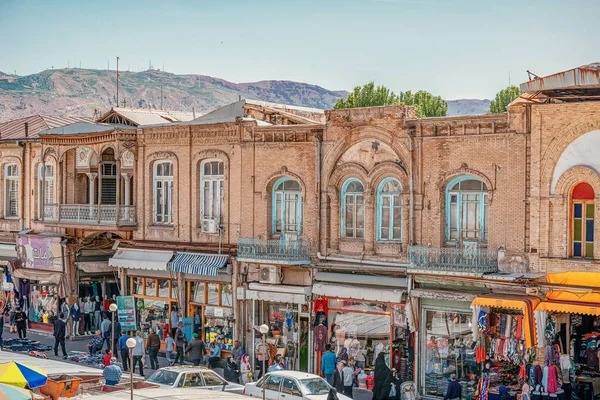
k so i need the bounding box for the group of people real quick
[322,345,405,400]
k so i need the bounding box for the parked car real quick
[244,371,352,400]
[146,366,245,393]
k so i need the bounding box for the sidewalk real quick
[1,327,180,376]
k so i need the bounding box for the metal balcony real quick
[237,238,311,265]
[407,245,498,274]
[43,204,136,226]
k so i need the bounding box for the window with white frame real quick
[200,160,224,233]
[341,178,365,239]
[4,164,19,218]
[153,161,173,224]
[38,163,55,216]
[272,177,302,236]
[377,178,402,241]
[446,177,488,245]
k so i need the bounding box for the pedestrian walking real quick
[14,307,27,339]
[118,330,131,372]
[165,331,175,366]
[101,314,111,348]
[240,354,252,384]
[173,322,185,365]
[146,328,161,370]
[53,313,67,357]
[170,308,179,338]
[331,362,345,394]
[131,331,145,377]
[321,344,336,384]
[112,319,122,361]
[184,333,205,366]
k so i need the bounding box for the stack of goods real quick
[2,338,52,352]
[64,351,104,368]
[425,372,451,397]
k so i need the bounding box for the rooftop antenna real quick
[527,70,541,80]
[116,56,120,108]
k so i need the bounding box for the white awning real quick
[108,248,173,271]
[244,286,309,304]
[0,244,16,260]
[410,288,477,302]
[312,282,404,304]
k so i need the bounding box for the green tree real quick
[398,90,448,117]
[334,82,448,117]
[334,82,400,109]
[489,85,522,114]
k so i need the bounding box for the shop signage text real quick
[16,235,63,272]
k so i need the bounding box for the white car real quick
[244,371,352,400]
[146,366,245,393]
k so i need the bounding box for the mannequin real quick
[70,301,81,336]
[94,296,101,330]
[84,296,93,335]
[30,285,40,314]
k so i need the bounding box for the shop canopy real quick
[108,248,173,271]
[168,252,228,276]
[312,282,404,304]
[471,294,540,348]
[0,244,16,262]
[534,271,600,316]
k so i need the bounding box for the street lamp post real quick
[259,324,269,400]
[109,303,118,358]
[126,337,137,400]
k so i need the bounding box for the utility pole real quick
[116,56,120,107]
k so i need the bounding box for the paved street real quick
[1,327,178,376]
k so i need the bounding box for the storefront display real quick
[130,275,177,341]
[187,281,234,353]
[313,295,410,381]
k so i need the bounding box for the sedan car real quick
[146,366,245,393]
[244,371,352,400]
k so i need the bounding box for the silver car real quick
[146,366,245,393]
[245,371,352,400]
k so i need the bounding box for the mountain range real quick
[0,68,490,122]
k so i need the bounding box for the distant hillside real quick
[447,99,491,115]
[0,68,348,122]
[0,68,491,121]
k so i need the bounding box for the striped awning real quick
[169,252,229,276]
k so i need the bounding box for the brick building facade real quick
[1,64,600,395]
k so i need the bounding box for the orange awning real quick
[471,294,540,348]
[536,300,600,316]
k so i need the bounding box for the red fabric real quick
[366,374,374,391]
[102,300,110,311]
[515,315,522,340]
[103,354,112,367]
[573,182,595,199]
[314,299,328,317]
[547,365,559,394]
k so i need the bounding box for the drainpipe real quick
[16,140,25,230]
[316,132,322,254]
[409,138,415,246]
[316,251,409,268]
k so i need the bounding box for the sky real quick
[0,0,597,100]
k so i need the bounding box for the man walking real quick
[101,314,111,349]
[343,357,358,398]
[146,328,161,370]
[14,307,27,339]
[112,319,122,361]
[173,322,185,365]
[171,308,179,339]
[53,313,67,357]
[118,330,131,372]
[131,331,145,377]
[321,344,336,384]
[184,333,205,366]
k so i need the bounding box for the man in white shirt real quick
[170,309,179,338]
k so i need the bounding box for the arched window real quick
[571,182,595,258]
[200,160,224,233]
[4,164,19,218]
[446,176,488,244]
[38,163,55,216]
[153,161,173,224]
[377,178,402,241]
[272,177,302,236]
[341,178,365,239]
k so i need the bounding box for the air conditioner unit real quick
[259,265,281,284]
[201,219,217,234]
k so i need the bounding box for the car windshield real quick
[147,370,179,386]
[299,378,330,395]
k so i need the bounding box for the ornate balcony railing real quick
[237,238,311,265]
[407,245,498,273]
[42,204,136,226]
